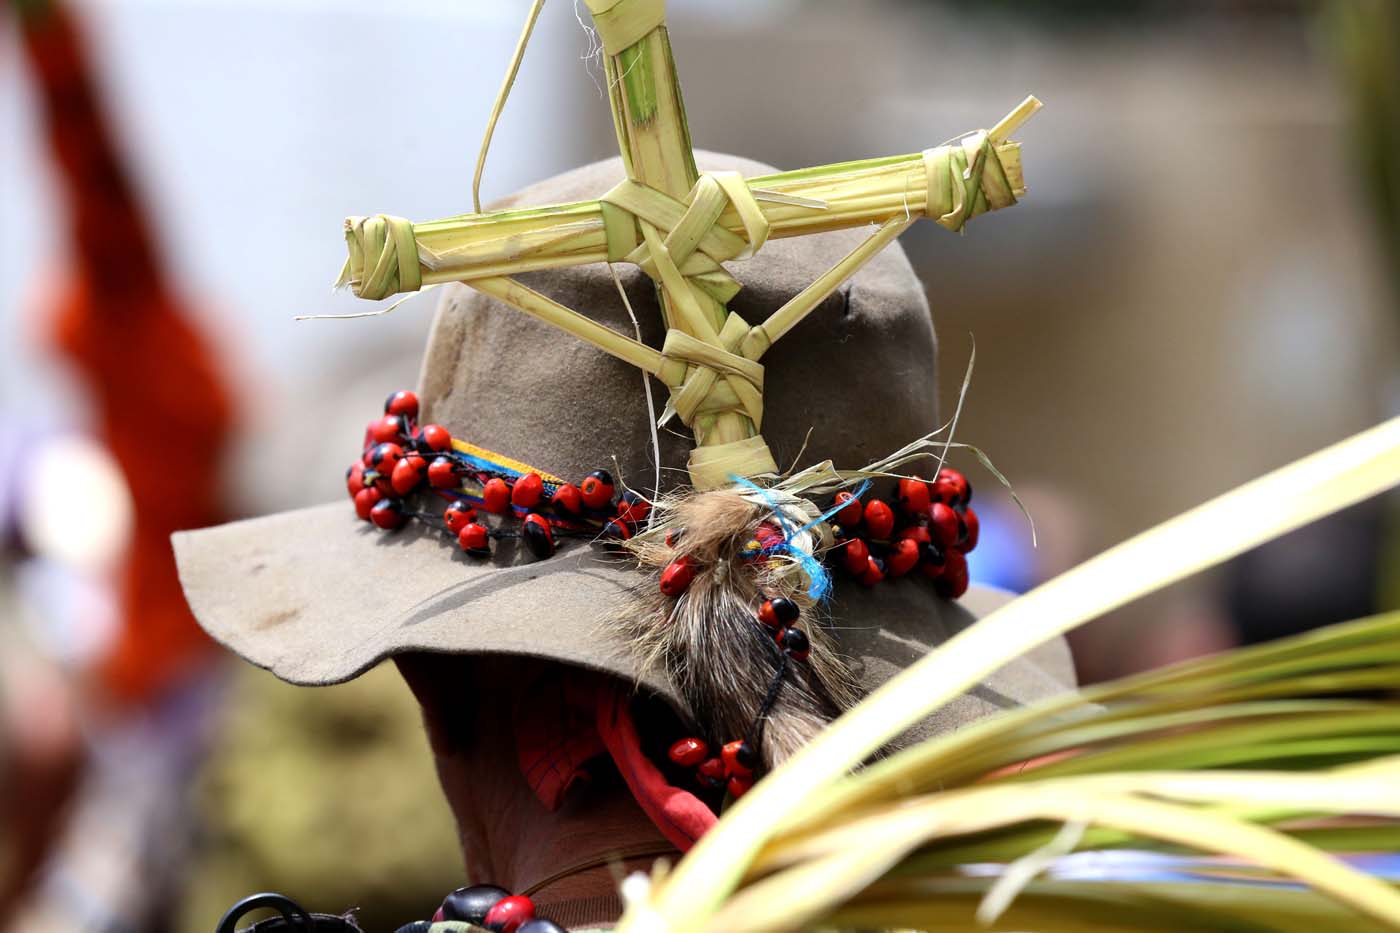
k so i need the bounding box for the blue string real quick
[729,476,872,601]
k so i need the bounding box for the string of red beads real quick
[347,390,652,562]
[829,468,979,599]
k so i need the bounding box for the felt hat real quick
[173,152,1076,740]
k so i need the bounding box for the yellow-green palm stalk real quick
[618,417,1400,932]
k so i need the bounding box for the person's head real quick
[174,154,1077,906]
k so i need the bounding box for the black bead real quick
[768,596,800,626]
[780,628,810,654]
[441,884,511,924]
[518,921,568,933]
[734,740,759,770]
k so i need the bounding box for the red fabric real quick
[595,683,718,852]
[19,3,234,705]
[514,671,717,852]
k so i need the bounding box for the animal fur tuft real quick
[613,486,861,770]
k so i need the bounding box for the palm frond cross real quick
[338,0,1040,490]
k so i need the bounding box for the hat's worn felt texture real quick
[174,152,1078,739]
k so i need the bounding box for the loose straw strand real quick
[610,262,663,509]
[474,0,547,214]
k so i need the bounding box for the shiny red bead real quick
[458,522,490,556]
[369,414,408,445]
[841,536,870,575]
[551,483,583,517]
[776,627,810,661]
[897,478,931,515]
[384,389,419,421]
[417,423,453,454]
[933,467,971,507]
[353,487,381,521]
[368,442,404,471]
[482,895,535,933]
[859,555,886,587]
[668,737,709,768]
[346,461,366,497]
[863,499,895,540]
[886,537,920,577]
[511,472,545,509]
[936,547,969,599]
[390,452,426,495]
[482,477,511,514]
[603,517,633,540]
[727,774,754,799]
[697,757,727,788]
[959,507,980,552]
[580,469,615,510]
[757,596,799,629]
[660,555,697,597]
[721,739,757,778]
[617,489,650,525]
[427,456,459,489]
[521,513,555,559]
[832,491,863,527]
[370,498,407,530]
[443,501,477,534]
[928,502,960,548]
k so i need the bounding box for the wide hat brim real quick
[175,501,1076,739]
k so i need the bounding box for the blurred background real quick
[0,0,1395,929]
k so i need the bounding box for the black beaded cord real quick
[665,593,811,802]
[348,391,652,563]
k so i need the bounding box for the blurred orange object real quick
[19,1,235,705]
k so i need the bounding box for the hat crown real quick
[417,152,940,494]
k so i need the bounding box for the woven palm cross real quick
[339,0,1039,489]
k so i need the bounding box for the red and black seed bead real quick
[521,513,556,559]
[580,469,615,511]
[886,537,920,577]
[832,490,863,527]
[660,555,696,596]
[721,739,758,778]
[482,477,511,514]
[390,452,427,495]
[458,522,490,556]
[841,536,870,575]
[550,483,583,518]
[897,477,931,515]
[384,389,419,421]
[370,497,407,530]
[617,489,650,525]
[416,423,453,454]
[482,895,535,933]
[346,461,367,497]
[511,472,545,510]
[757,596,799,629]
[697,756,727,789]
[668,737,709,768]
[367,442,404,472]
[369,414,409,445]
[928,501,960,548]
[444,500,477,534]
[353,487,381,521]
[776,627,810,661]
[863,498,895,539]
[427,456,459,489]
